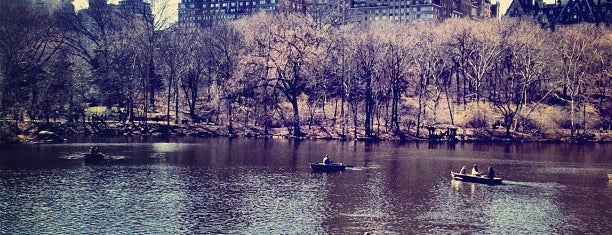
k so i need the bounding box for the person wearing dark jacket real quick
[487,166,495,178]
[323,154,332,165]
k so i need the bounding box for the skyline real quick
[72,0,516,25]
[73,0,180,23]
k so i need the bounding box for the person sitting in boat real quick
[89,146,101,154]
[459,166,467,174]
[323,154,332,165]
[471,164,482,176]
[487,166,495,179]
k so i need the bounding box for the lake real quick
[1,137,611,234]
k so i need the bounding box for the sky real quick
[72,0,515,24]
[73,0,181,23]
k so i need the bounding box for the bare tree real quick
[259,11,327,137]
[373,22,413,135]
[0,1,66,120]
[554,24,597,138]
[501,19,557,133]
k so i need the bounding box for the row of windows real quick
[182,14,238,21]
[352,9,438,17]
[182,0,275,9]
[182,0,268,2]
[353,0,434,7]
[371,6,436,14]
[181,6,276,19]
[355,11,436,22]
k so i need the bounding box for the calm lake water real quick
[1,137,611,234]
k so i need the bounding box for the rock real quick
[37,130,66,143]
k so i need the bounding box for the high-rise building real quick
[22,0,74,13]
[78,0,154,40]
[178,0,279,27]
[118,0,154,23]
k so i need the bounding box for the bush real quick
[465,114,488,128]
[519,116,542,133]
[0,121,20,144]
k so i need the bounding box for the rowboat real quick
[83,152,127,163]
[310,163,346,172]
[451,171,503,185]
[83,153,107,163]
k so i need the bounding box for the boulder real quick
[37,130,66,143]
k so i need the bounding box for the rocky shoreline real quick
[1,121,611,145]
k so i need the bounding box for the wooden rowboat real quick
[83,152,127,164]
[83,153,107,163]
[451,171,503,185]
[310,163,346,172]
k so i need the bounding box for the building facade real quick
[118,0,154,24]
[343,0,495,23]
[178,0,279,27]
[505,0,611,29]
[21,0,74,13]
[178,0,497,27]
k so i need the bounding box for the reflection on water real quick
[1,138,611,234]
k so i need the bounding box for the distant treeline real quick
[0,1,610,140]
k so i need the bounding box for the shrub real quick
[465,114,488,128]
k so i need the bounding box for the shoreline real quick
[2,121,610,145]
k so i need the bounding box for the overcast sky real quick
[73,0,180,23]
[73,0,514,25]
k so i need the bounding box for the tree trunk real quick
[391,83,400,134]
[570,99,575,139]
[166,76,172,126]
[444,83,454,125]
[291,96,301,137]
[174,76,179,124]
[351,101,358,139]
[148,57,156,106]
[227,100,234,135]
[364,76,373,137]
